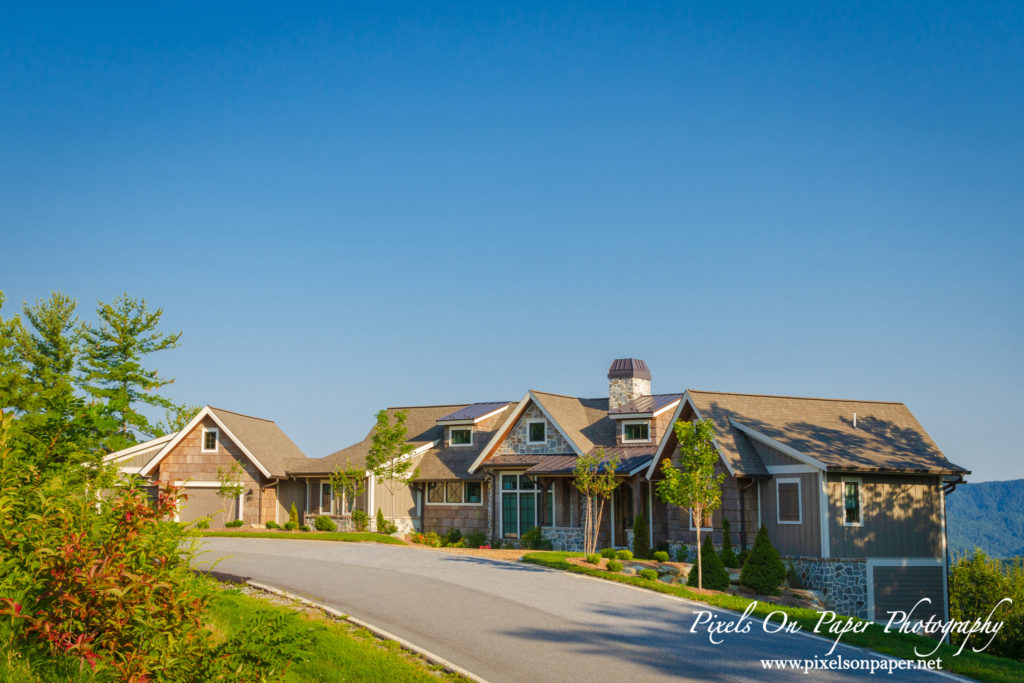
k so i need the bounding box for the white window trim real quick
[776,477,803,525]
[688,508,713,532]
[448,426,474,448]
[201,427,219,453]
[526,419,547,444]
[841,476,864,527]
[621,420,651,444]
[423,481,484,506]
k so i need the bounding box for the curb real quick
[245,580,488,683]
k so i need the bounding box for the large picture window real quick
[501,473,554,538]
[425,481,483,505]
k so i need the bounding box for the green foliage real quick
[196,519,210,530]
[216,461,247,518]
[631,511,650,559]
[946,480,1024,560]
[720,516,739,568]
[615,549,633,560]
[520,526,553,550]
[599,547,617,559]
[572,447,622,555]
[465,531,487,548]
[653,551,669,563]
[314,515,336,531]
[444,528,463,546]
[79,294,181,448]
[949,550,1024,662]
[265,520,280,529]
[299,525,310,532]
[738,548,750,567]
[156,403,201,437]
[289,502,299,526]
[657,418,725,589]
[365,410,418,522]
[686,534,731,591]
[283,521,298,531]
[740,525,787,595]
[606,560,623,572]
[585,553,601,564]
[489,538,503,549]
[329,459,365,515]
[675,546,689,563]
[640,568,659,581]
[376,508,398,535]
[350,508,368,531]
[0,293,27,413]
[786,561,800,588]
[410,531,442,547]
[225,519,244,528]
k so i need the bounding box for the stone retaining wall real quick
[787,556,868,619]
[543,526,584,552]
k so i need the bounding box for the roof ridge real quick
[686,389,905,406]
[531,390,608,402]
[385,403,471,410]
[208,406,276,423]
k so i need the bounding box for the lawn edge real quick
[198,530,406,545]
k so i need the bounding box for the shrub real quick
[599,547,617,559]
[949,550,1024,661]
[686,534,731,591]
[720,517,739,568]
[351,508,368,531]
[289,502,299,526]
[585,553,601,565]
[640,568,659,581]
[739,525,787,595]
[520,526,553,550]
[283,521,298,531]
[655,541,669,554]
[653,551,669,563]
[445,528,463,546]
[196,519,210,530]
[786,561,800,588]
[606,560,623,572]
[675,546,689,563]
[615,549,633,561]
[313,515,335,531]
[265,520,280,529]
[299,525,310,532]
[465,531,487,548]
[631,512,650,559]
[376,508,398,535]
[489,538,503,549]
[737,548,750,567]
[225,519,244,528]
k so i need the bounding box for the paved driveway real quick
[197,539,953,682]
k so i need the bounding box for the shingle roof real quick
[523,447,655,476]
[530,391,617,453]
[209,407,310,478]
[436,402,511,423]
[609,393,683,415]
[685,390,968,475]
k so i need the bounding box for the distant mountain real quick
[945,478,1024,560]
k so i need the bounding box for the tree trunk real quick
[694,506,703,590]
[594,499,606,553]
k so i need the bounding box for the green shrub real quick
[949,550,1024,661]
[196,518,210,530]
[686,534,731,591]
[615,549,633,561]
[640,568,659,581]
[606,560,623,572]
[739,525,787,595]
[737,548,749,567]
[283,521,298,531]
[675,546,689,563]
[225,519,244,528]
[410,531,442,547]
[786,561,800,587]
[465,531,487,548]
[632,512,650,559]
[265,520,280,529]
[289,502,299,526]
[445,528,463,546]
[585,553,601,565]
[520,526,553,550]
[489,538,503,549]
[376,509,398,535]
[299,525,310,532]
[599,547,617,559]
[655,541,669,554]
[314,515,335,531]
[653,551,669,563]
[351,508,368,531]
[720,517,739,568]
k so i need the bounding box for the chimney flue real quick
[607,358,652,412]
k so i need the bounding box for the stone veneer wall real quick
[495,404,574,455]
[608,376,651,412]
[543,526,584,552]
[787,556,868,619]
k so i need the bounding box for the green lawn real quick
[523,551,1024,683]
[199,530,406,544]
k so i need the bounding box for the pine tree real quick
[720,516,739,568]
[0,292,26,412]
[740,525,787,595]
[632,511,650,560]
[80,294,181,450]
[686,534,730,591]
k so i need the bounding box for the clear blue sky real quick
[2,3,1021,482]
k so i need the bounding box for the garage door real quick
[178,488,237,525]
[871,563,944,622]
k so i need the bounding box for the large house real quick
[106,358,969,623]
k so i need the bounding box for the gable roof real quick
[608,393,682,416]
[648,390,967,477]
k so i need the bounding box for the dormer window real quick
[527,420,546,444]
[450,427,472,447]
[622,420,650,443]
[201,427,218,452]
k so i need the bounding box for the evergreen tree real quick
[686,534,730,591]
[631,511,650,559]
[157,403,202,436]
[720,516,739,568]
[739,525,787,595]
[80,294,181,450]
[0,292,26,411]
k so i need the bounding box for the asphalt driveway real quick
[196,538,955,682]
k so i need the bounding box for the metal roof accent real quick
[607,358,651,380]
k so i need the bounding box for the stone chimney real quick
[607,358,651,412]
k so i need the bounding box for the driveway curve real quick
[197,538,954,682]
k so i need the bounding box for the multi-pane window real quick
[425,481,483,505]
[623,421,650,442]
[501,473,553,537]
[450,427,472,446]
[777,479,802,524]
[844,480,861,525]
[202,428,217,452]
[320,482,333,514]
[527,421,546,443]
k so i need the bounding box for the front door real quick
[614,484,634,547]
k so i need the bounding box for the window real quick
[622,421,650,443]
[688,509,713,531]
[201,427,218,452]
[427,481,444,503]
[527,420,546,444]
[777,478,802,524]
[450,427,472,446]
[465,481,482,503]
[843,478,862,526]
[320,482,333,514]
[424,481,483,505]
[500,473,554,537]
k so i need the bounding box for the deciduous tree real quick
[572,448,621,555]
[329,460,366,517]
[365,409,418,525]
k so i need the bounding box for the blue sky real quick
[1,2,1021,482]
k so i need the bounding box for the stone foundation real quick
[787,556,868,619]
[543,526,584,552]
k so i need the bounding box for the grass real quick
[523,551,1024,683]
[199,530,406,545]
